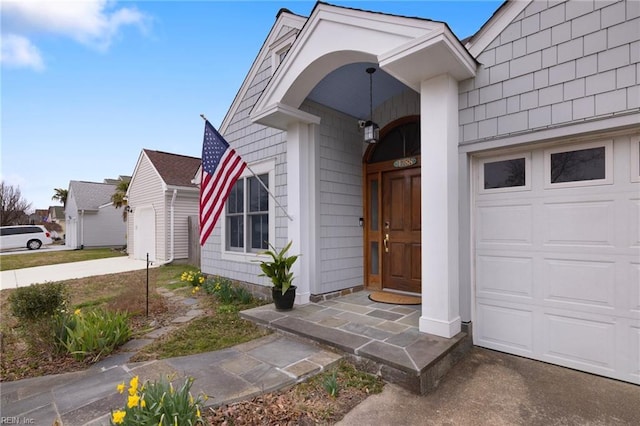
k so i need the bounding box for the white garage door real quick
[474,136,639,384]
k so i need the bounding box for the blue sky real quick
[1,0,502,211]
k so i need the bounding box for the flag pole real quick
[200,114,293,221]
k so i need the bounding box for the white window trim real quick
[543,140,613,189]
[631,136,640,183]
[221,158,276,263]
[478,152,531,194]
[270,29,297,72]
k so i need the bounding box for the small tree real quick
[0,181,32,226]
[51,188,68,206]
[111,179,130,221]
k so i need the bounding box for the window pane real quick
[370,242,379,275]
[226,215,244,249]
[227,180,244,214]
[250,214,268,250]
[249,174,268,212]
[484,158,526,189]
[551,147,605,183]
[370,179,378,231]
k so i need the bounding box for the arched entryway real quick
[363,117,421,294]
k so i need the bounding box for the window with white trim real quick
[479,153,531,193]
[222,160,275,258]
[544,140,613,188]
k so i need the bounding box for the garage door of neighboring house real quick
[134,206,156,262]
[473,136,639,384]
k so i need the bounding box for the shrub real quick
[8,282,68,321]
[54,308,131,362]
[110,375,206,425]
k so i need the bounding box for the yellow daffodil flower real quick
[116,381,125,394]
[127,393,141,408]
[112,410,126,424]
[74,308,81,316]
[129,376,139,390]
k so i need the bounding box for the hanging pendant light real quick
[364,67,379,144]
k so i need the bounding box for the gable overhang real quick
[250,3,477,130]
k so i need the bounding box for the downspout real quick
[158,189,177,265]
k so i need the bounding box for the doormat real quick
[368,291,421,305]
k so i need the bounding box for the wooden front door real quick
[381,167,421,293]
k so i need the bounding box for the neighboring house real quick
[200,1,639,385]
[126,149,201,263]
[28,209,49,224]
[65,180,127,249]
[47,206,66,235]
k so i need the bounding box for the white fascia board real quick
[250,101,321,131]
[379,26,476,90]
[219,11,306,134]
[466,0,531,58]
[164,185,199,193]
[126,150,147,198]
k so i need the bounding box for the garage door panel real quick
[477,255,533,299]
[542,312,615,373]
[477,204,532,245]
[543,200,615,247]
[476,302,533,353]
[543,258,615,310]
[630,262,640,313]
[627,323,640,381]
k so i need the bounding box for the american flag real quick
[199,121,246,246]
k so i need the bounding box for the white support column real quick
[286,121,319,304]
[419,73,461,338]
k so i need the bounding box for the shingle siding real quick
[460,0,639,145]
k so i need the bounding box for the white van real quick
[0,225,53,250]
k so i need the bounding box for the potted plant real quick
[257,241,299,311]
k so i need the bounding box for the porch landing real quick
[240,291,471,394]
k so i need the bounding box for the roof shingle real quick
[144,149,201,187]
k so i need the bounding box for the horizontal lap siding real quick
[460,0,640,144]
[83,207,126,247]
[167,192,199,260]
[128,155,165,259]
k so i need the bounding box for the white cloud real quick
[0,34,44,70]
[1,0,149,69]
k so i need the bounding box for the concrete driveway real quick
[0,256,155,290]
[338,347,639,425]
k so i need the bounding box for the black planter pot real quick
[272,285,296,311]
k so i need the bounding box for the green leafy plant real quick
[110,375,206,425]
[54,308,131,362]
[8,282,68,321]
[256,241,299,294]
[205,277,254,304]
[323,371,340,398]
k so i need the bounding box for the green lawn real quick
[0,248,126,271]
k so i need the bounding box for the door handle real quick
[384,233,389,253]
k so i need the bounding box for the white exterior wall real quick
[127,155,166,260]
[81,206,126,247]
[459,0,639,145]
[64,191,79,249]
